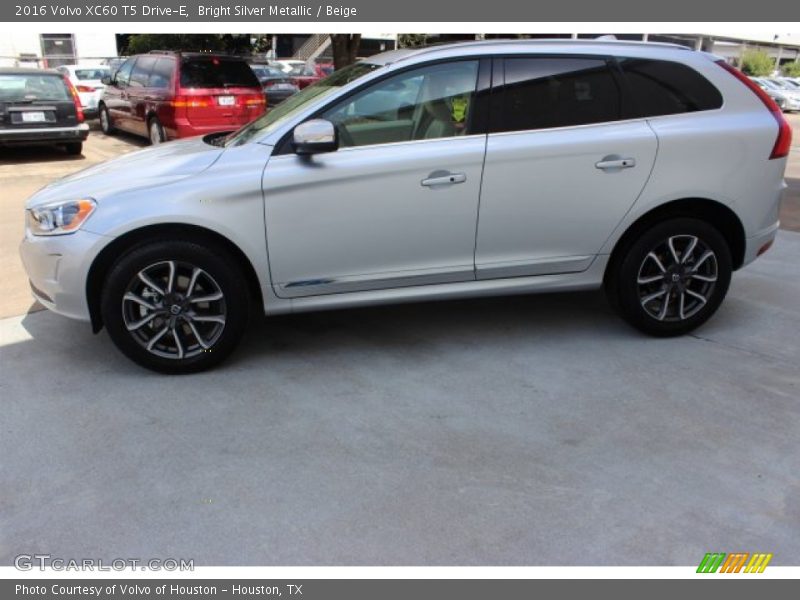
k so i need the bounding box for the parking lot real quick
[1,116,799,566]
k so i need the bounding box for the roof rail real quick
[147,50,177,55]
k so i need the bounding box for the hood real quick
[26,136,225,208]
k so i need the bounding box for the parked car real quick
[249,64,299,106]
[98,51,266,145]
[751,77,800,112]
[20,40,791,372]
[56,64,110,118]
[0,67,88,154]
[270,59,306,74]
[288,63,333,89]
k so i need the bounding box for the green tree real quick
[123,34,254,56]
[782,61,800,77]
[739,49,775,76]
[398,34,429,48]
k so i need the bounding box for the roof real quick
[365,38,692,66]
[0,67,62,75]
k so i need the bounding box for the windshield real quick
[0,74,69,102]
[224,62,381,147]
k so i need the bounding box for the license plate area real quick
[21,111,47,123]
[217,95,235,106]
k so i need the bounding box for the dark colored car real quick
[0,68,88,155]
[249,64,299,106]
[99,51,266,145]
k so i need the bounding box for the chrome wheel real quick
[636,235,718,322]
[122,260,226,360]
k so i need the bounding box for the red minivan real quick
[99,51,266,144]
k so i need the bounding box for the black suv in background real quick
[0,68,89,155]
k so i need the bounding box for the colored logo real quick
[697,552,772,573]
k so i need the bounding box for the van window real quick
[495,58,622,132]
[130,56,156,88]
[114,58,135,87]
[149,58,174,89]
[618,58,723,117]
[180,58,260,89]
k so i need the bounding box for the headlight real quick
[26,198,96,236]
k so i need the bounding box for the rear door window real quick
[149,58,174,90]
[180,58,260,89]
[618,58,723,117]
[494,57,622,132]
[130,56,157,88]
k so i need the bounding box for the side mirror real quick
[292,119,338,155]
[101,75,112,86]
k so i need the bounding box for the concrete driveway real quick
[0,119,799,566]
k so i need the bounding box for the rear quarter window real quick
[618,58,723,117]
[180,58,260,89]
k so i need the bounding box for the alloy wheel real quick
[636,235,718,322]
[121,260,226,360]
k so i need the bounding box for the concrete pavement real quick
[1,230,799,565]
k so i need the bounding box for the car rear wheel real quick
[148,118,166,145]
[609,218,732,336]
[99,105,115,134]
[64,142,83,155]
[101,241,250,373]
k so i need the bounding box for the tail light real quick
[716,60,792,159]
[63,76,84,123]
[75,85,95,93]
[241,94,265,107]
[171,96,213,108]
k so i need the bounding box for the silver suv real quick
[20,40,791,373]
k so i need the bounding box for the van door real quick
[475,57,658,278]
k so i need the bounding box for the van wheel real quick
[64,142,83,155]
[101,240,250,373]
[609,218,732,336]
[99,105,115,134]
[148,117,166,145]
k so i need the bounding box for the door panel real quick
[475,120,658,278]
[263,136,486,298]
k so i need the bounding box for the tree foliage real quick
[739,49,775,76]
[782,61,800,77]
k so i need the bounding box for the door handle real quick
[421,172,467,187]
[595,157,636,170]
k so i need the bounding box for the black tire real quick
[64,142,83,155]
[148,117,166,145]
[101,240,250,373]
[608,218,732,337]
[99,104,115,134]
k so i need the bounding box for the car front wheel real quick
[609,218,732,336]
[99,105,115,134]
[101,241,250,373]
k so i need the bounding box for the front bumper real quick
[0,123,90,146]
[19,228,107,321]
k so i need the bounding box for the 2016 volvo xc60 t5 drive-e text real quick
[19,40,791,373]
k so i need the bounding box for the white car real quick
[20,40,791,372]
[269,59,306,74]
[56,64,110,119]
